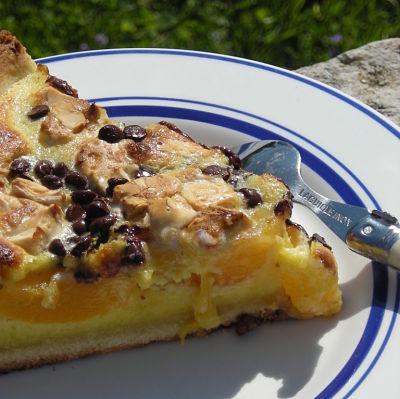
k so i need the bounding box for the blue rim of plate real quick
[38,49,400,398]
[99,100,389,399]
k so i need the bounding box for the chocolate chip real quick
[123,239,145,265]
[74,268,99,283]
[71,235,92,257]
[86,200,110,219]
[41,174,63,189]
[123,125,147,141]
[72,218,87,236]
[213,146,242,170]
[66,204,86,222]
[135,165,156,178]
[98,124,124,143]
[65,171,88,190]
[89,215,116,234]
[239,188,263,208]
[48,239,66,257]
[47,75,78,97]
[201,165,230,181]
[9,158,31,177]
[96,231,110,246]
[106,177,128,197]
[71,189,97,205]
[27,104,50,120]
[53,162,69,178]
[34,160,54,178]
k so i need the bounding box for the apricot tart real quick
[0,31,342,372]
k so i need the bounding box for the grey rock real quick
[297,38,400,126]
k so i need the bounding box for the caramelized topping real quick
[11,178,67,206]
[1,87,318,287]
[75,138,138,193]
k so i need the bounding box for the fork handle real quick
[346,210,400,269]
[295,182,400,269]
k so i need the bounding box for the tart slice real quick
[0,31,342,373]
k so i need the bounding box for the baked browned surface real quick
[0,31,342,373]
[0,31,36,94]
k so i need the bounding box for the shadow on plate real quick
[2,263,392,399]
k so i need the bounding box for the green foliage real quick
[1,0,400,68]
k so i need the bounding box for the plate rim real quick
[37,47,400,140]
[101,97,389,399]
[37,48,400,398]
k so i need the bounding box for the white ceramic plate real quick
[2,50,399,399]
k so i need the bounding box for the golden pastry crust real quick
[0,30,36,94]
[0,307,285,374]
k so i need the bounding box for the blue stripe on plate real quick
[103,102,387,399]
[38,49,400,140]
[341,270,399,399]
